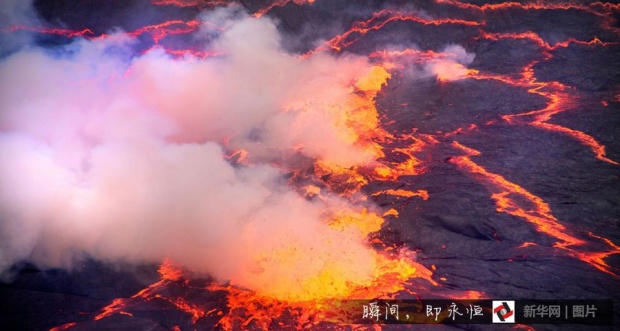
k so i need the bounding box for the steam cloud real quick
[0,0,39,53]
[0,2,477,301]
[424,44,476,81]
[0,6,385,299]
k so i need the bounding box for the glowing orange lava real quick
[470,32,619,165]
[2,25,95,38]
[48,322,77,331]
[308,9,481,55]
[93,259,185,321]
[254,0,315,18]
[451,141,619,276]
[151,0,232,8]
[437,0,616,13]
[152,0,200,7]
[29,2,619,330]
[372,189,429,200]
[124,19,202,43]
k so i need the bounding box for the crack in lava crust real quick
[1,0,618,330]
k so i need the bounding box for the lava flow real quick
[309,9,481,55]
[472,32,619,165]
[1,0,619,330]
[450,141,619,276]
[253,0,316,18]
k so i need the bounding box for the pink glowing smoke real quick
[0,7,386,298]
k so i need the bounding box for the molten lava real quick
[310,9,481,55]
[451,142,619,276]
[4,0,619,330]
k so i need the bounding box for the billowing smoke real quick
[376,43,476,81]
[424,44,476,81]
[0,0,40,53]
[0,6,389,301]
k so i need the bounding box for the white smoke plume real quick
[0,6,388,300]
[0,0,40,53]
[374,43,476,82]
[424,44,476,81]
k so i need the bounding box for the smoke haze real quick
[0,2,477,301]
[0,6,388,300]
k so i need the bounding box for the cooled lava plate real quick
[0,0,618,330]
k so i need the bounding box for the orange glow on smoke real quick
[370,47,479,82]
[429,62,476,82]
[286,64,390,169]
[210,247,440,329]
[158,258,184,281]
[283,64,391,194]
[30,2,619,330]
[89,249,445,329]
[237,209,380,301]
[80,50,455,323]
[370,48,443,63]
[302,184,321,197]
[225,148,250,165]
[226,203,441,303]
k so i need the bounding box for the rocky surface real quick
[1,0,619,330]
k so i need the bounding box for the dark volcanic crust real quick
[1,0,619,330]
